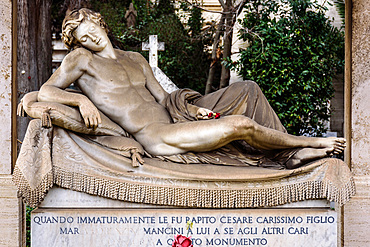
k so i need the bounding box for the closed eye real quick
[80,36,88,42]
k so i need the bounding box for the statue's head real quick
[62,8,108,50]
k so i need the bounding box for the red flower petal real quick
[172,235,192,247]
[208,112,213,118]
[181,238,192,247]
[178,235,187,243]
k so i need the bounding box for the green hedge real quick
[231,0,344,136]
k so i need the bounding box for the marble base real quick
[31,187,338,246]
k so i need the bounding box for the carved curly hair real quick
[62,8,109,50]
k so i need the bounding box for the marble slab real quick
[32,207,337,247]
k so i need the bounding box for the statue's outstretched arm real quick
[38,48,101,129]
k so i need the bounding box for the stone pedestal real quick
[32,187,338,247]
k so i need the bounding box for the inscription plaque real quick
[32,208,337,246]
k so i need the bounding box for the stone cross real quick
[142,35,165,67]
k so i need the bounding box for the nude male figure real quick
[38,9,346,169]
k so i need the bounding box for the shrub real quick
[232,0,344,136]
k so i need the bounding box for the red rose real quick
[215,112,221,119]
[208,112,213,118]
[172,235,193,247]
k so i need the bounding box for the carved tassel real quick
[41,109,52,128]
[17,100,26,117]
[131,149,144,167]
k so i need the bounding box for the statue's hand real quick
[196,107,214,120]
[187,104,217,120]
[79,98,102,129]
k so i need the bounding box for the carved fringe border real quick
[12,166,54,208]
[13,165,356,208]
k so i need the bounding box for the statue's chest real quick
[88,56,146,87]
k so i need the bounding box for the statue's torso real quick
[75,50,171,134]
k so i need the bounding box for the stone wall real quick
[0,0,13,175]
[344,0,370,246]
[0,0,23,246]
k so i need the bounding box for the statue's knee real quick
[231,80,260,94]
[229,115,255,133]
[234,80,257,87]
[244,80,261,91]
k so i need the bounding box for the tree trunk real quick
[17,0,52,146]
[205,15,225,94]
[219,0,233,89]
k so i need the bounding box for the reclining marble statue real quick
[38,8,345,168]
[14,8,355,208]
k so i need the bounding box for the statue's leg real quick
[137,115,346,156]
[194,81,287,132]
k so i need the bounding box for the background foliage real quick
[230,0,344,136]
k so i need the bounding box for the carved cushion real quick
[20,91,128,137]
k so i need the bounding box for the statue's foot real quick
[285,146,341,169]
[314,137,346,153]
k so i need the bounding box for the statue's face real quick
[74,20,108,52]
